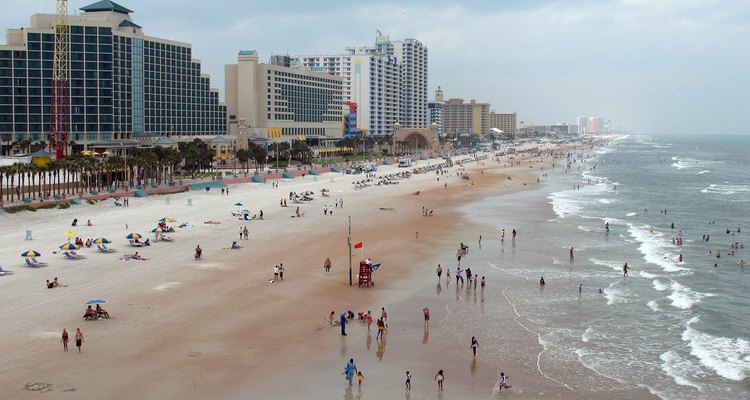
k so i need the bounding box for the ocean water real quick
[449,135,749,399]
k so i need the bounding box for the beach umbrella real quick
[234,202,243,213]
[59,243,80,250]
[64,230,76,242]
[125,233,142,239]
[158,217,175,223]
[93,238,111,244]
[21,250,41,257]
[151,227,164,233]
[85,299,106,305]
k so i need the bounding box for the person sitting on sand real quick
[53,277,63,287]
[96,304,109,319]
[84,305,97,320]
[231,241,241,249]
[131,252,144,260]
[86,219,92,226]
[46,279,54,289]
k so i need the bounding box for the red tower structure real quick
[49,0,70,160]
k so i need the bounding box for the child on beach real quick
[405,371,411,390]
[357,371,364,387]
[434,369,444,390]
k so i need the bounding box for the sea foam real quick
[682,317,750,381]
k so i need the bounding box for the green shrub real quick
[58,202,71,209]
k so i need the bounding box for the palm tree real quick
[235,149,251,172]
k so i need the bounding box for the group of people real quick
[60,328,84,353]
[45,277,64,289]
[271,263,285,283]
[83,304,109,320]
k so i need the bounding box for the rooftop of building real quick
[80,0,133,15]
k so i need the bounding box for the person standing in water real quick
[61,328,69,351]
[623,263,629,277]
[470,336,479,357]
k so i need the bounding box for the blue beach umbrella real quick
[234,202,243,212]
[85,299,106,305]
[93,238,111,244]
[151,227,164,233]
[21,250,42,257]
[125,233,142,240]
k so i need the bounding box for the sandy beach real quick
[0,142,648,400]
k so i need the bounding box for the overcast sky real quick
[2,0,748,134]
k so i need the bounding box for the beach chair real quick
[25,258,47,267]
[97,244,116,253]
[63,252,85,260]
[0,266,14,276]
[129,240,144,247]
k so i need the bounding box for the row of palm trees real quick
[0,146,183,205]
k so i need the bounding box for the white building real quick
[293,32,428,136]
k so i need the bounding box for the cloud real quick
[1,0,748,134]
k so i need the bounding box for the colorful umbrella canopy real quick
[126,233,142,239]
[93,238,111,244]
[59,243,80,250]
[158,217,175,223]
[63,230,76,237]
[21,250,41,257]
[85,299,106,305]
[151,227,164,233]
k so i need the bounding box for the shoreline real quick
[0,143,621,400]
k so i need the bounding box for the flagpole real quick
[348,215,352,286]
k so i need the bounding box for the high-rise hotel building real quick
[292,32,428,136]
[225,51,343,144]
[0,0,226,144]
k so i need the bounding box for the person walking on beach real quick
[340,312,348,336]
[405,371,411,390]
[324,257,332,273]
[512,229,517,241]
[357,371,364,388]
[75,328,83,353]
[470,336,479,356]
[61,328,69,351]
[434,369,444,390]
[342,359,357,385]
[498,372,512,391]
[273,265,279,282]
[623,263,629,277]
[381,307,388,332]
[279,263,284,281]
[436,264,443,280]
[243,227,249,240]
[239,227,243,240]
[376,318,385,340]
[423,307,430,327]
[366,311,373,330]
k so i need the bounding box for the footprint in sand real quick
[154,282,181,291]
[187,352,202,358]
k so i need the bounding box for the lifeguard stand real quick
[358,261,372,287]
